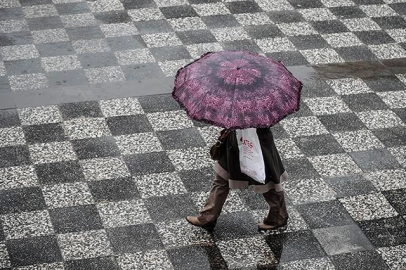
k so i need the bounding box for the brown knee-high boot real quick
[262,189,289,228]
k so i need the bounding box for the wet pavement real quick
[1,0,406,269]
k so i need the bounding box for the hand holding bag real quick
[210,129,230,160]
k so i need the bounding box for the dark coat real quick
[215,128,287,193]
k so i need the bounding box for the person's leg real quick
[186,173,230,229]
[260,189,288,229]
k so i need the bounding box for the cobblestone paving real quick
[0,0,406,270]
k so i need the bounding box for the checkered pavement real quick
[0,0,406,91]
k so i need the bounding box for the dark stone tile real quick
[355,31,396,45]
[88,177,139,202]
[122,63,165,81]
[393,108,406,123]
[288,35,329,50]
[341,93,389,111]
[288,101,313,118]
[0,145,30,168]
[318,113,367,132]
[107,224,163,253]
[35,160,85,185]
[150,46,191,62]
[124,152,175,175]
[336,46,379,62]
[222,39,262,53]
[330,250,389,270]
[0,8,24,21]
[156,128,206,150]
[330,6,367,19]
[265,230,325,262]
[189,0,222,3]
[382,189,406,216]
[160,5,199,19]
[300,79,336,98]
[358,216,406,248]
[134,20,173,34]
[213,212,258,241]
[0,187,46,215]
[0,76,11,93]
[201,14,240,29]
[238,189,268,210]
[0,220,4,241]
[0,109,20,128]
[373,16,406,29]
[145,194,198,221]
[267,10,305,23]
[4,58,42,75]
[245,24,284,39]
[66,26,104,40]
[178,167,215,193]
[293,134,344,156]
[167,245,228,270]
[266,51,310,66]
[311,20,349,34]
[138,94,180,113]
[78,52,118,68]
[23,123,67,144]
[64,256,121,270]
[49,204,103,233]
[6,236,62,267]
[19,0,52,5]
[0,32,33,46]
[94,11,132,24]
[106,35,146,51]
[225,1,262,14]
[287,0,324,8]
[297,201,354,229]
[390,3,406,15]
[48,70,88,87]
[72,137,120,160]
[349,149,401,172]
[313,224,374,256]
[120,0,156,9]
[106,114,153,135]
[27,16,64,30]
[324,175,377,198]
[362,75,405,92]
[60,101,102,119]
[372,127,406,147]
[36,42,75,57]
[55,2,91,14]
[352,0,384,4]
[176,29,217,44]
[282,157,320,180]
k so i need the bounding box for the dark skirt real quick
[215,128,287,193]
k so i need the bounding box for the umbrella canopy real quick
[173,50,303,129]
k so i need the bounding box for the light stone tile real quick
[22,4,58,18]
[42,182,94,208]
[255,0,294,11]
[134,172,187,198]
[168,17,207,31]
[339,192,398,221]
[234,13,272,26]
[0,20,29,33]
[277,22,318,36]
[326,78,372,95]
[100,97,143,117]
[186,43,223,59]
[41,55,82,72]
[115,49,155,65]
[9,73,49,91]
[322,32,364,48]
[397,74,406,85]
[386,29,406,43]
[300,48,345,65]
[356,110,404,129]
[97,199,151,228]
[146,110,194,131]
[72,39,110,54]
[0,166,38,190]
[118,250,174,270]
[388,146,406,168]
[192,3,230,16]
[57,230,112,260]
[167,147,213,170]
[0,44,39,61]
[342,18,381,31]
[192,190,248,214]
[377,91,406,108]
[142,32,182,48]
[100,23,138,37]
[87,0,124,13]
[29,141,77,164]
[0,62,4,76]
[197,125,223,147]
[284,178,337,204]
[2,210,54,240]
[0,127,25,147]
[158,59,193,77]
[359,4,398,17]
[274,138,304,159]
[64,117,111,139]
[298,8,336,21]
[365,169,406,191]
[60,13,97,27]
[52,0,85,3]
[281,116,329,137]
[115,133,163,155]
[279,258,335,270]
[320,0,355,7]
[304,96,351,115]
[0,242,10,268]
[332,130,384,152]
[156,219,213,248]
[255,37,296,53]
[80,157,130,181]
[369,43,406,59]
[309,153,363,177]
[377,245,406,270]
[84,66,125,84]
[210,27,250,42]
[18,105,62,125]
[0,0,20,8]
[154,0,189,7]
[127,8,165,22]
[32,29,69,44]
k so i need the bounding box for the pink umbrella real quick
[173,50,302,129]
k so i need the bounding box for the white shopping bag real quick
[236,128,266,184]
